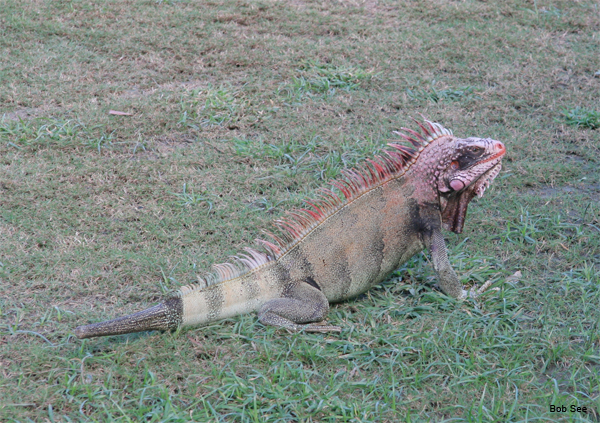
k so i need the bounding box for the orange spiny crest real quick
[331,180,351,199]
[275,219,301,238]
[371,156,394,178]
[363,163,378,183]
[234,247,270,269]
[387,143,417,159]
[312,194,339,212]
[255,239,280,257]
[213,262,242,281]
[255,119,453,261]
[304,201,325,218]
[381,155,401,173]
[412,118,453,143]
[258,231,286,253]
[414,119,432,138]
[424,119,443,138]
[287,211,313,228]
[300,207,321,220]
[392,130,421,148]
[262,155,402,254]
[316,187,340,205]
[343,168,369,188]
[398,128,425,147]
[179,119,453,296]
[366,158,386,178]
[384,150,407,166]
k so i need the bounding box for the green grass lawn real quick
[1,0,599,421]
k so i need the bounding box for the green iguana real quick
[75,119,506,339]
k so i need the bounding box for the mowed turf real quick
[1,0,599,421]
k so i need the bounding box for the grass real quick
[280,61,379,102]
[1,0,599,421]
[405,81,478,104]
[171,184,214,213]
[562,107,600,130]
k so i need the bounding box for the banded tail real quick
[74,297,183,339]
[75,269,279,339]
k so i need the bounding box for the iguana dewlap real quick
[75,120,506,338]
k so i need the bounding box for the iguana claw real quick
[459,280,497,299]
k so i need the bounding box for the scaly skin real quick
[75,120,506,339]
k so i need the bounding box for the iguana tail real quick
[75,267,278,339]
[74,297,183,339]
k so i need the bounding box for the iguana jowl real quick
[75,120,506,338]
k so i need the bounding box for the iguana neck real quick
[403,135,453,208]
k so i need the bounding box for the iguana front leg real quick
[258,282,341,333]
[426,228,493,299]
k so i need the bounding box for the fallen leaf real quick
[505,271,522,285]
[109,110,133,116]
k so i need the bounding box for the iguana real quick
[75,119,506,339]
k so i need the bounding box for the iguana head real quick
[436,137,506,233]
[392,121,506,234]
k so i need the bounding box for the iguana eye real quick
[468,146,483,154]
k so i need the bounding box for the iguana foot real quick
[301,321,342,333]
[459,280,497,299]
[260,311,341,333]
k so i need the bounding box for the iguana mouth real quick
[441,162,502,234]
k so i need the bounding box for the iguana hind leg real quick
[258,282,341,333]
